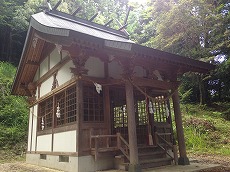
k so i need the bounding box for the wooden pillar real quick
[125,80,141,172]
[172,89,190,165]
[76,78,83,153]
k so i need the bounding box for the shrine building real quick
[12,3,214,172]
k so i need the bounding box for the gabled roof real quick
[12,9,215,96]
[31,10,133,43]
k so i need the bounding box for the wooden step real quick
[140,157,172,169]
[157,132,172,136]
[138,151,166,159]
[138,145,161,154]
[118,157,172,170]
[114,145,173,170]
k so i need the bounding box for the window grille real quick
[38,85,77,131]
[38,97,53,130]
[152,96,168,123]
[56,92,65,126]
[83,85,104,122]
[136,100,148,125]
[113,105,128,128]
[66,86,77,123]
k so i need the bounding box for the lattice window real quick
[66,86,77,123]
[56,92,65,126]
[38,85,77,130]
[83,85,104,122]
[152,96,168,122]
[113,105,128,128]
[38,97,53,131]
[55,85,77,126]
[136,100,148,125]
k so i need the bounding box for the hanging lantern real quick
[56,102,61,118]
[41,117,45,130]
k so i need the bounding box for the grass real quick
[180,102,230,156]
[0,149,26,164]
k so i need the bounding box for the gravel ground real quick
[0,154,229,172]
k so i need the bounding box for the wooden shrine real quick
[12,2,214,172]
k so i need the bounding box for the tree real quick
[0,62,28,149]
[136,0,229,104]
[0,0,28,64]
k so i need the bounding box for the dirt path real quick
[0,162,63,172]
[189,153,230,167]
[0,154,229,172]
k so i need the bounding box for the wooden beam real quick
[81,76,123,86]
[26,60,39,66]
[35,56,70,86]
[132,77,180,90]
[81,76,180,91]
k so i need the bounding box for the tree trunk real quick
[8,29,13,62]
[199,74,205,105]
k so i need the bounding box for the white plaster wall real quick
[85,57,104,78]
[40,57,48,77]
[134,66,147,78]
[50,48,61,69]
[31,105,38,151]
[33,68,39,82]
[40,76,53,97]
[36,134,52,152]
[27,107,33,151]
[56,60,74,86]
[62,50,69,59]
[53,130,76,152]
[108,60,122,79]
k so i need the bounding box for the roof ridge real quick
[45,10,129,39]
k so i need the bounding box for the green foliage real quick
[181,103,230,155]
[0,62,28,150]
[134,0,229,104]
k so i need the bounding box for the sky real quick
[129,0,148,4]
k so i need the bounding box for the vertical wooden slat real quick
[51,96,55,152]
[117,133,121,149]
[95,137,98,161]
[29,107,34,153]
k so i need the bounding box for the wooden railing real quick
[155,132,178,164]
[90,132,130,161]
[90,134,118,160]
[116,133,130,161]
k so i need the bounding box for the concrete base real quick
[178,156,190,165]
[26,153,114,172]
[128,164,142,172]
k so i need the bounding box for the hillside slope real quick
[180,103,230,166]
